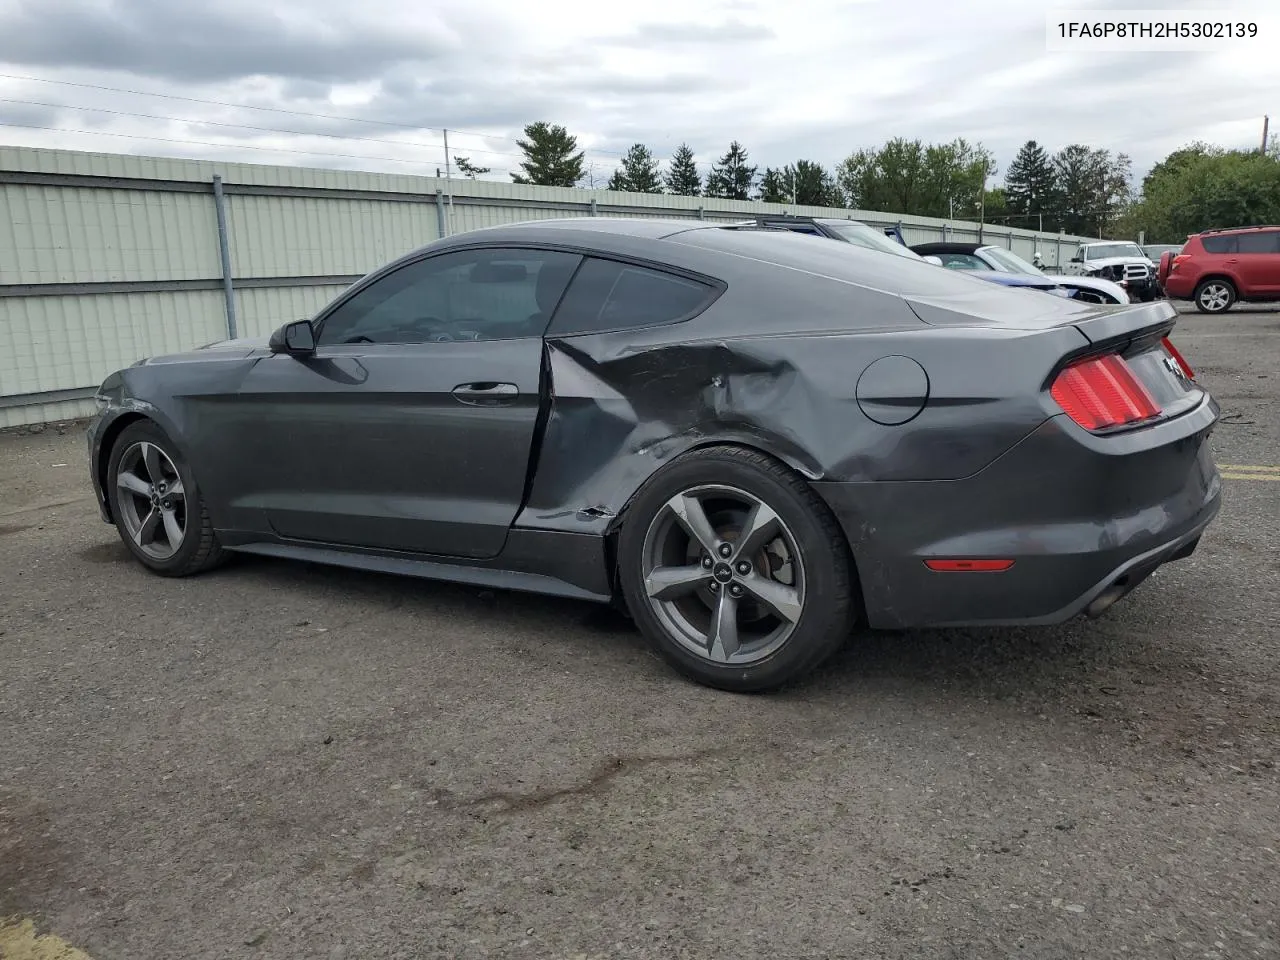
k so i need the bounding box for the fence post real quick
[589,198,598,216]
[1007,230,1014,249]
[211,175,237,340]
[942,223,951,241]
[434,189,446,238]
[696,206,704,220]
[1056,232,1063,267]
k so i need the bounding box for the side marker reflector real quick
[925,559,1015,572]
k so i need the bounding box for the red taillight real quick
[1161,336,1195,380]
[925,559,1015,572]
[1170,254,1189,273]
[1051,353,1161,430]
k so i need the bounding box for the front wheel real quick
[1194,279,1236,314]
[106,420,226,576]
[617,446,856,693]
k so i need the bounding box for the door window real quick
[1236,231,1280,254]
[316,248,582,345]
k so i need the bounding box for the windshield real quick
[980,246,1044,277]
[1087,242,1146,260]
[823,221,921,259]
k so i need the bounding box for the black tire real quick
[1194,278,1236,314]
[106,419,226,576]
[617,446,856,693]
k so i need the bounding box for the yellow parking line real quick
[1218,464,1280,473]
[1220,472,1280,482]
[0,917,94,960]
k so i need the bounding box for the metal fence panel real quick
[0,145,1101,427]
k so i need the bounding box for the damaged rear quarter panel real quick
[516,277,1071,539]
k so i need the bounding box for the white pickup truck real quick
[1063,241,1160,301]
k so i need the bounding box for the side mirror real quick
[921,255,943,266]
[269,319,316,357]
[1070,255,1082,263]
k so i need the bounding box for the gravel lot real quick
[2,305,1278,960]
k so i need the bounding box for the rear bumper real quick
[1161,275,1198,300]
[815,398,1222,629]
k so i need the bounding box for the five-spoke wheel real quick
[106,420,225,576]
[619,446,855,692]
[115,440,188,560]
[641,486,804,666]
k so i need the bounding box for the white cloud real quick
[0,0,1275,184]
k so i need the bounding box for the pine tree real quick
[1004,140,1060,229]
[705,141,757,200]
[758,167,788,203]
[511,122,586,187]
[454,156,490,179]
[664,143,702,196]
[607,143,663,193]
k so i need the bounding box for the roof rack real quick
[1201,224,1280,234]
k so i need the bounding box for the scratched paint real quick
[0,917,93,960]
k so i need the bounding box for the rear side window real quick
[1201,235,1238,254]
[547,258,719,335]
[1236,231,1280,254]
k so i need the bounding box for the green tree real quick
[454,156,490,179]
[607,143,663,193]
[1004,140,1060,229]
[1124,143,1280,241]
[511,121,586,187]
[834,148,885,209]
[1052,144,1109,235]
[705,141,757,200]
[834,138,990,217]
[664,143,702,196]
[789,160,842,206]
[758,167,788,203]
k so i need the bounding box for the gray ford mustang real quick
[88,218,1222,692]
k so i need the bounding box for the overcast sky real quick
[0,0,1275,188]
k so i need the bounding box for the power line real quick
[0,71,635,158]
[0,72,721,167]
[0,119,461,168]
[0,96,524,162]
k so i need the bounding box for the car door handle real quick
[1225,258,1239,263]
[452,381,518,405]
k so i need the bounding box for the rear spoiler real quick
[1071,299,1178,349]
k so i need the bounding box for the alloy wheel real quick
[640,484,805,666]
[115,441,188,560]
[1198,283,1231,312]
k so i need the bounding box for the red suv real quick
[1160,226,1280,313]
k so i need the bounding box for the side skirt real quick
[221,528,615,604]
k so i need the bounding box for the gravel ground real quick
[1,305,1278,960]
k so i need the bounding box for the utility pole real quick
[443,128,454,237]
[1263,115,1271,153]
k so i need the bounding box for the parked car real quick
[88,218,1221,693]
[1142,243,1183,262]
[1063,240,1160,301]
[727,215,944,263]
[728,216,1076,297]
[1142,244,1184,296]
[909,241,1130,304]
[1160,226,1280,313]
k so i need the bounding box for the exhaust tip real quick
[1085,578,1130,618]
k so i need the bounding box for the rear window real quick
[1201,235,1238,254]
[547,257,719,335]
[1236,231,1280,254]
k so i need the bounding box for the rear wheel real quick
[1194,279,1235,314]
[618,446,855,692]
[107,420,226,576]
